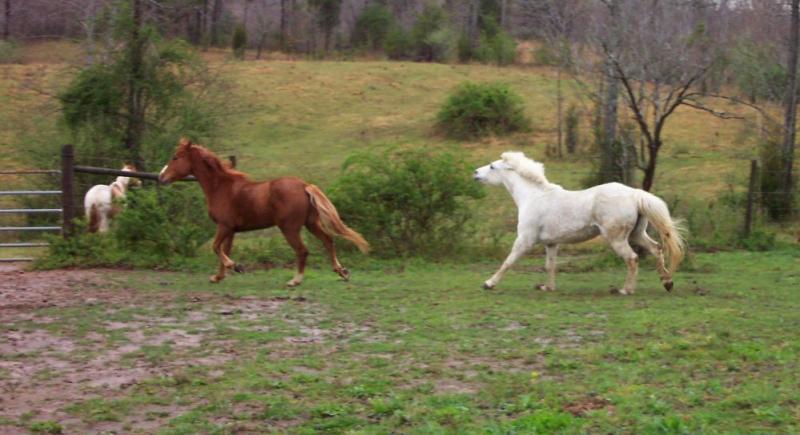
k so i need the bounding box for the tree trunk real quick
[280,0,288,51]
[780,0,800,218]
[3,0,10,40]
[468,0,479,51]
[256,31,267,59]
[556,67,563,157]
[211,0,224,46]
[642,141,659,192]
[124,0,145,169]
[500,0,508,30]
[600,0,623,183]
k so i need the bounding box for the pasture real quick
[1,41,799,434]
[2,250,799,433]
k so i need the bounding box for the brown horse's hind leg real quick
[306,220,349,281]
[280,225,309,287]
[210,227,235,283]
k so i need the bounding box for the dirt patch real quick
[0,267,300,433]
[563,396,614,417]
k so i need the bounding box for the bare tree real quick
[779,0,799,217]
[596,0,724,191]
[3,0,10,40]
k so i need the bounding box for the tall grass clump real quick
[329,149,484,257]
[437,81,529,139]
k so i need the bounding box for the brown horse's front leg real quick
[210,227,235,283]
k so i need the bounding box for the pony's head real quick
[473,158,513,186]
[473,152,550,187]
[121,163,142,187]
[159,137,195,185]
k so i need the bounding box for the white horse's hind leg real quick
[631,230,672,291]
[484,236,533,289]
[609,238,638,295]
[537,244,558,291]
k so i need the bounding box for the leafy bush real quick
[384,25,412,60]
[57,25,222,167]
[37,185,214,269]
[232,24,248,59]
[437,81,529,139]
[113,186,215,258]
[759,138,795,221]
[329,150,485,257]
[0,39,21,64]
[352,4,395,51]
[410,3,449,62]
[474,30,517,66]
[565,104,580,154]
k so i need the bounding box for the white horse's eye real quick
[490,164,495,170]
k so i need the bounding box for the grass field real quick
[1,42,799,434]
[1,250,799,433]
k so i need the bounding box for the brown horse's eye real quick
[172,156,178,161]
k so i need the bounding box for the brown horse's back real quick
[228,176,310,231]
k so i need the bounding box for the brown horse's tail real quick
[305,184,370,253]
[88,204,101,233]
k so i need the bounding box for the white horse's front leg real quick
[537,244,558,291]
[484,236,533,290]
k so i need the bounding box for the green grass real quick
[2,249,798,432]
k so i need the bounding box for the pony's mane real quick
[501,152,551,187]
[185,142,245,178]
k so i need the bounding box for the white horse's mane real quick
[501,152,551,187]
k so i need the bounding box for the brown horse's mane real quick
[186,142,247,179]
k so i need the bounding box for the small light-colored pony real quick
[83,164,141,233]
[474,152,685,295]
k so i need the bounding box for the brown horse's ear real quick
[179,137,193,147]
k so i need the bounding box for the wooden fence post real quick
[61,144,75,238]
[743,159,758,239]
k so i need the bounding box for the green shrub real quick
[424,26,458,63]
[565,104,580,154]
[475,30,517,66]
[410,3,449,62]
[352,4,395,51]
[0,39,21,64]
[113,186,215,258]
[384,25,412,60]
[437,81,529,139]
[37,185,214,269]
[759,138,795,221]
[232,24,248,59]
[329,150,485,257]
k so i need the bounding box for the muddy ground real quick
[0,264,309,434]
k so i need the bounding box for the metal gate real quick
[0,169,63,262]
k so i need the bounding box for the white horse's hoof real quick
[286,280,301,288]
[483,282,494,290]
[536,284,555,291]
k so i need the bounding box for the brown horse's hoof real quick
[663,281,673,292]
[210,275,223,283]
[338,268,350,281]
[233,264,245,274]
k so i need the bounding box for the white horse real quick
[474,152,685,295]
[83,164,141,233]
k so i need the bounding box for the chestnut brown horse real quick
[158,138,369,286]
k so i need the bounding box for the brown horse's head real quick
[159,137,194,185]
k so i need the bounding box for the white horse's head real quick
[473,159,512,185]
[474,152,551,188]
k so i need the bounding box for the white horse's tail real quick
[636,191,686,273]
